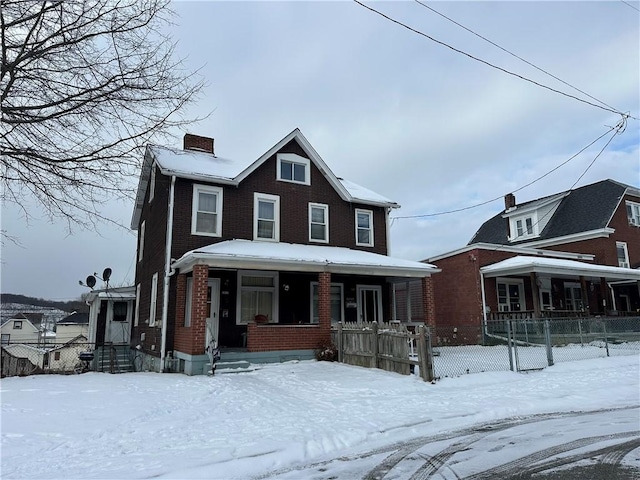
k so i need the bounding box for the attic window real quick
[627,201,640,226]
[277,153,310,185]
[13,321,22,330]
[509,214,538,241]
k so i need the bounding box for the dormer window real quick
[627,201,640,226]
[510,214,538,241]
[277,153,310,185]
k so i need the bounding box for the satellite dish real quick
[86,275,96,288]
[102,268,112,282]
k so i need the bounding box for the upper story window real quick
[277,153,310,185]
[148,164,156,203]
[138,221,145,262]
[13,321,22,330]
[134,284,140,327]
[254,193,280,241]
[192,185,223,237]
[626,201,640,226]
[309,203,329,243]
[355,209,374,247]
[617,241,630,268]
[149,272,158,327]
[510,214,538,241]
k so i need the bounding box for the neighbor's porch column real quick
[530,273,541,319]
[318,272,332,343]
[191,264,209,354]
[422,276,436,328]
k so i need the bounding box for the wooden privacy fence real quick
[331,321,434,382]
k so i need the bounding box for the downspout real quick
[607,282,617,311]
[160,175,176,372]
[385,207,391,255]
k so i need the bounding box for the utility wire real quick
[414,0,619,113]
[354,0,638,120]
[391,122,622,220]
[620,1,640,13]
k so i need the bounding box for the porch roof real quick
[172,240,440,278]
[480,255,640,281]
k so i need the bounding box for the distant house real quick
[0,313,40,345]
[131,129,440,374]
[424,179,640,339]
[56,312,89,344]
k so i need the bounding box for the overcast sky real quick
[2,1,639,301]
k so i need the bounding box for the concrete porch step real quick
[209,360,258,375]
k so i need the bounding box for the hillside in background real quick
[1,293,89,315]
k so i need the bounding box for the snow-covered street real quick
[1,356,639,479]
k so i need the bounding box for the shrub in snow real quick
[315,341,338,362]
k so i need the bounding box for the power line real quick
[620,1,640,13]
[353,0,638,120]
[413,0,619,113]
[391,122,622,220]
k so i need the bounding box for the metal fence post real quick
[544,318,554,367]
[602,319,610,357]
[506,320,514,372]
[337,321,343,363]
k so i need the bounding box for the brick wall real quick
[246,324,329,352]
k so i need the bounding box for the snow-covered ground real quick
[1,355,639,479]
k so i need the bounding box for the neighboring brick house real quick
[131,129,440,374]
[424,179,640,332]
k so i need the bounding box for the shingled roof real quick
[469,179,631,246]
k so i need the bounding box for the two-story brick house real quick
[424,179,640,335]
[131,129,439,374]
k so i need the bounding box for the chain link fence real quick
[432,316,640,378]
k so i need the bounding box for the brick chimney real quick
[183,134,214,154]
[504,193,516,210]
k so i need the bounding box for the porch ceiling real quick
[480,255,640,281]
[172,240,440,278]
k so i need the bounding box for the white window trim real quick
[616,241,630,268]
[276,153,310,186]
[509,213,539,241]
[191,184,223,237]
[148,164,156,203]
[254,192,280,242]
[309,203,329,243]
[355,208,374,247]
[149,272,158,327]
[310,282,344,324]
[626,201,640,226]
[184,277,193,327]
[236,270,279,325]
[138,221,145,262]
[134,284,140,326]
[496,277,526,312]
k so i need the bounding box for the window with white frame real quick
[617,241,630,268]
[13,321,22,330]
[309,203,328,243]
[237,271,278,324]
[496,279,525,312]
[149,272,158,327]
[1,334,9,345]
[134,284,140,326]
[148,164,156,203]
[310,283,344,324]
[355,209,374,246]
[511,215,536,240]
[626,201,640,226]
[564,282,583,311]
[184,277,193,327]
[277,153,310,185]
[254,193,280,241]
[192,185,223,236]
[138,221,145,262]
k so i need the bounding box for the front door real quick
[205,279,221,350]
[357,285,383,323]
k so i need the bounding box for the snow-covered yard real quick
[1,355,639,479]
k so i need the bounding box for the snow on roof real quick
[173,240,439,277]
[481,255,640,280]
[149,145,241,182]
[338,178,397,206]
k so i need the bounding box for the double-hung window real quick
[237,271,278,324]
[277,153,310,185]
[134,284,140,326]
[617,242,630,268]
[355,209,374,247]
[138,221,145,262]
[254,193,280,241]
[627,201,640,226]
[148,164,156,203]
[192,185,223,236]
[309,203,328,243]
[149,272,158,327]
[310,283,344,324]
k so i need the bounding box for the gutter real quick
[160,175,176,372]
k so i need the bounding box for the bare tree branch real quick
[1,0,207,236]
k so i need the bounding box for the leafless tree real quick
[1,0,205,233]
